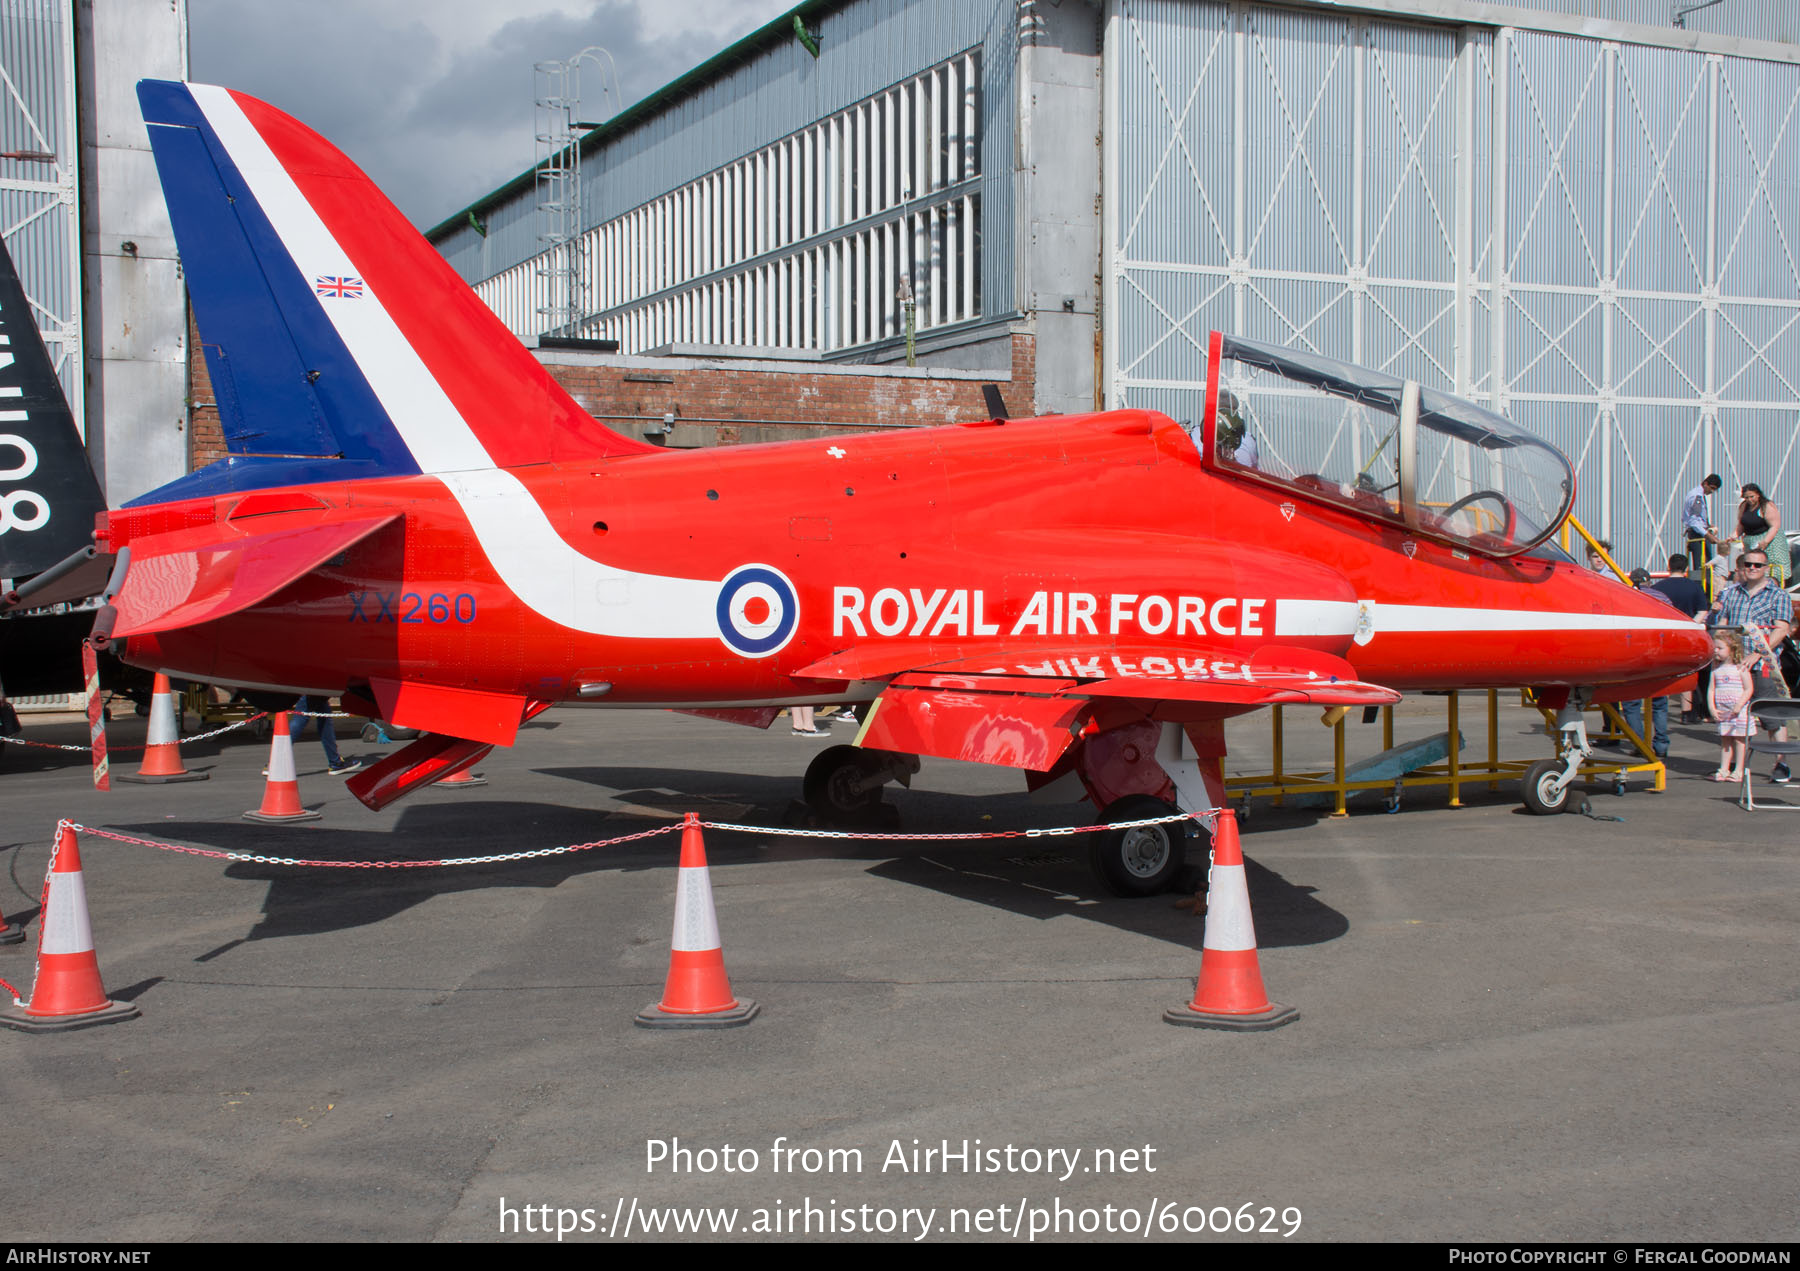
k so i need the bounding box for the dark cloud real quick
[189,1,789,227]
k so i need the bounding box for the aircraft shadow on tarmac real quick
[111,760,1349,954]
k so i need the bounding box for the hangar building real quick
[428,0,1799,570]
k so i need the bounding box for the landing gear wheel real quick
[1522,757,1572,815]
[1090,795,1190,897]
[803,745,886,817]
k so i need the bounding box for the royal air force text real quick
[832,588,1266,639]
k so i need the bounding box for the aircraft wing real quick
[796,642,1397,771]
[108,511,399,639]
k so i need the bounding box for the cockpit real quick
[1198,334,1575,559]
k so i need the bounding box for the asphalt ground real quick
[1,697,1795,1245]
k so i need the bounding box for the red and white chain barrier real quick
[7,712,271,754]
[55,809,1214,871]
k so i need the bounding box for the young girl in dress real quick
[1708,630,1754,781]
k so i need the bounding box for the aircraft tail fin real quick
[133,80,655,505]
[0,234,106,580]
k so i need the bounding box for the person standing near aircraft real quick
[1652,555,1711,723]
[294,696,361,775]
[1682,474,1723,589]
[1710,549,1794,783]
[1620,569,1674,758]
[1734,483,1789,587]
[1707,630,1753,782]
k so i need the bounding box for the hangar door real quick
[1106,0,1800,567]
[1106,3,1471,411]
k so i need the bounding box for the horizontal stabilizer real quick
[110,512,399,638]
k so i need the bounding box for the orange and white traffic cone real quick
[437,766,486,789]
[1164,809,1298,1030]
[0,824,140,1032]
[635,813,757,1028]
[119,674,208,784]
[243,712,322,824]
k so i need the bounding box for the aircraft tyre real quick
[803,745,887,817]
[1522,757,1572,815]
[1090,795,1190,897]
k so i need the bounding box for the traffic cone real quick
[1164,809,1298,1030]
[437,766,486,788]
[119,674,208,784]
[243,712,322,823]
[0,825,140,1032]
[635,813,758,1028]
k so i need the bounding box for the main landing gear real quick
[801,745,919,822]
[795,720,1216,899]
[1090,794,1194,897]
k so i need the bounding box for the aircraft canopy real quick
[1205,334,1575,558]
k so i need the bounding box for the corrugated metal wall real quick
[0,0,81,426]
[1504,0,1798,47]
[1108,0,1800,569]
[436,0,1019,353]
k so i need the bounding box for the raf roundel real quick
[716,564,799,658]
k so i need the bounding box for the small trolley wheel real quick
[1522,757,1572,816]
[1089,794,1190,897]
[803,745,886,817]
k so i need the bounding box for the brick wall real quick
[186,316,1035,465]
[188,312,226,468]
[544,334,1036,448]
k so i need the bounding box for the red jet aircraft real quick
[65,83,1709,893]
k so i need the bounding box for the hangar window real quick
[478,51,985,356]
[1203,334,1575,558]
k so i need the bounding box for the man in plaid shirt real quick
[1711,548,1795,782]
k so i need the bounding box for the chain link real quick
[66,820,683,868]
[8,711,270,753]
[697,809,1214,842]
[53,808,1219,872]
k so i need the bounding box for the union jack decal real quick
[315,275,364,299]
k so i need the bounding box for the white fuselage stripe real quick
[441,471,719,639]
[1275,598,1700,638]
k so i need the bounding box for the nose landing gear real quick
[1522,699,1591,815]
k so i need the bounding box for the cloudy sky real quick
[189,0,796,229]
